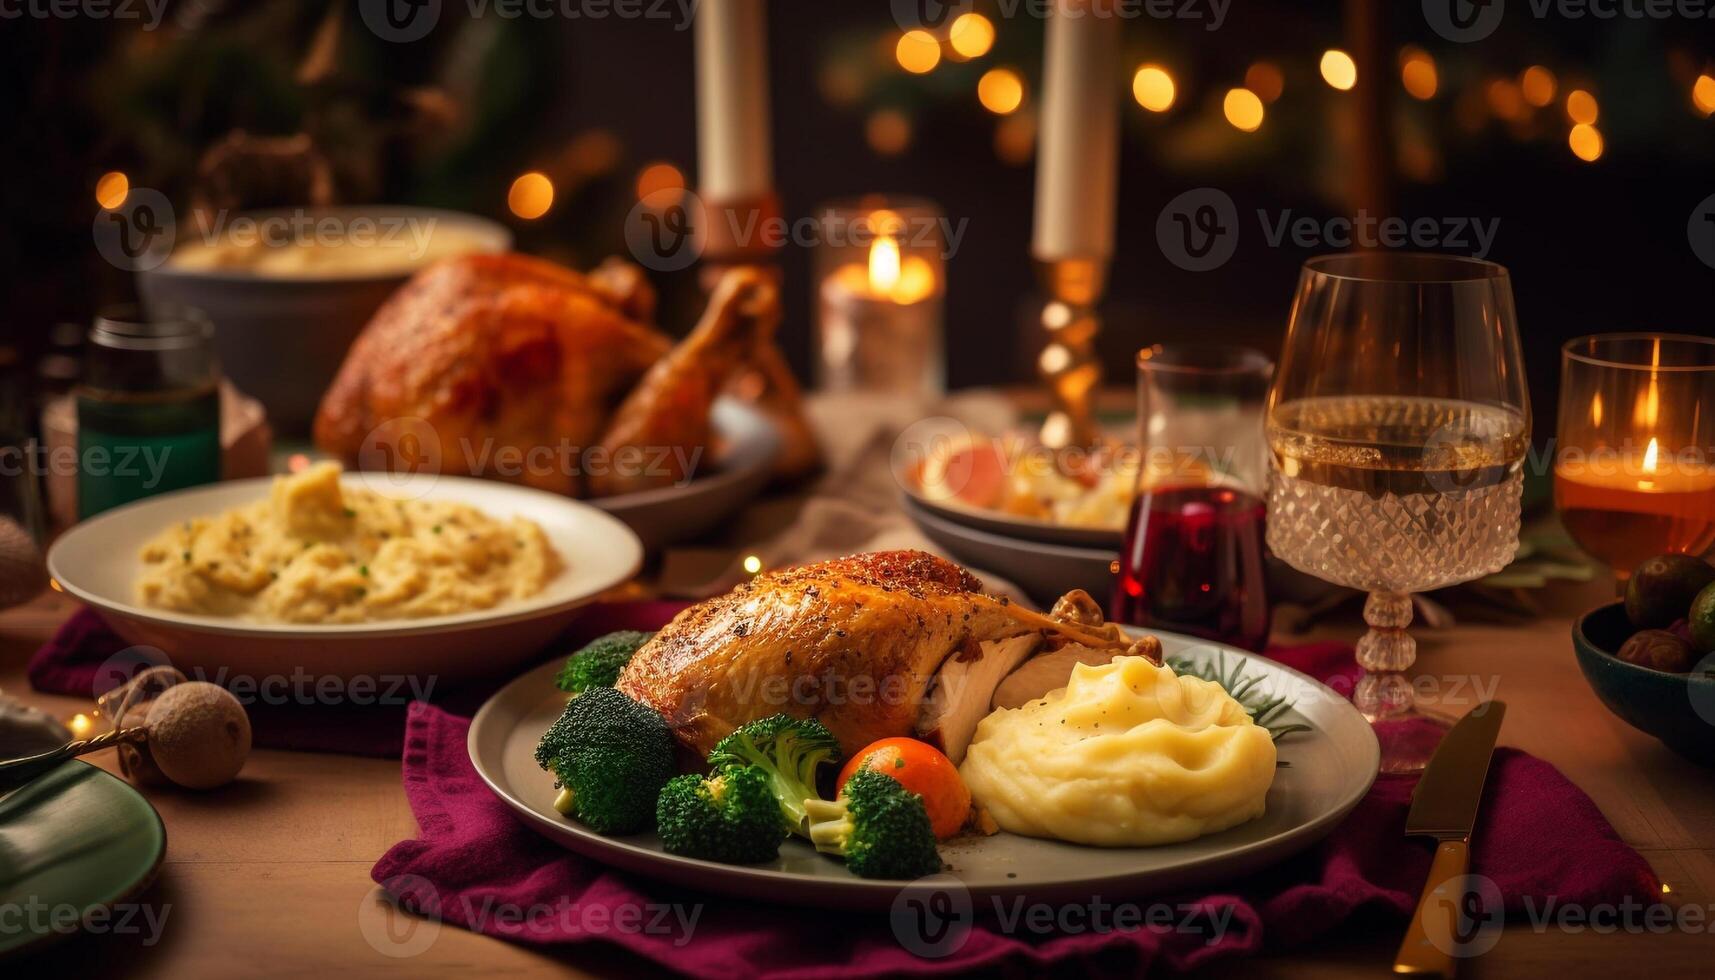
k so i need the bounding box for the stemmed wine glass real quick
[1266,254,1530,773]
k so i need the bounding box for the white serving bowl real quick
[47,473,642,686]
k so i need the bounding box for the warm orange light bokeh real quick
[507,172,554,219]
[95,171,129,210]
[1223,88,1265,132]
[1400,48,1438,100]
[1132,65,1176,112]
[978,68,1024,115]
[947,13,994,60]
[896,30,941,75]
[1320,50,1357,91]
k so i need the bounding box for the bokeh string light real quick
[635,162,685,204]
[1521,66,1558,107]
[95,171,129,210]
[1567,89,1600,125]
[1692,74,1715,117]
[1223,88,1265,132]
[978,68,1025,115]
[1400,47,1438,100]
[947,12,994,61]
[1131,65,1176,112]
[840,20,1682,171]
[1569,123,1604,162]
[1244,62,1284,104]
[895,30,941,75]
[1319,50,1357,91]
[507,172,554,220]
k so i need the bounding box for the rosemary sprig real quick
[1166,652,1313,742]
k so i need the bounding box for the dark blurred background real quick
[2,1,1712,433]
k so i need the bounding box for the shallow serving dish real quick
[469,628,1380,910]
[903,495,1118,607]
[47,473,642,686]
[591,398,782,552]
[1572,600,1715,765]
[900,483,1125,551]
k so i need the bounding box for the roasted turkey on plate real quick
[314,253,815,498]
[618,550,1160,763]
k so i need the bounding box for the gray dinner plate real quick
[468,630,1379,911]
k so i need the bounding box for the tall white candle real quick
[694,0,773,201]
[1031,0,1121,262]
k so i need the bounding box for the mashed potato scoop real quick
[959,655,1277,847]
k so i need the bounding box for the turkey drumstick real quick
[589,267,780,497]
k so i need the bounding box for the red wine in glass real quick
[1110,484,1271,651]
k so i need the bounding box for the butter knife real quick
[1393,700,1507,977]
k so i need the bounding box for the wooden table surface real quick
[3,575,1712,978]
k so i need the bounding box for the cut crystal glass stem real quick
[1356,591,1416,671]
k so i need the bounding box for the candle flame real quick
[1590,393,1602,426]
[869,235,902,295]
[1639,437,1660,489]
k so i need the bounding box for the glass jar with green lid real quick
[76,305,222,519]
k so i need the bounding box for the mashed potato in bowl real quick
[959,656,1277,847]
[137,463,562,624]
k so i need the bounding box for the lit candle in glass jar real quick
[815,201,945,397]
[1554,334,1715,578]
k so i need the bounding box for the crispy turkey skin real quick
[617,551,1037,758]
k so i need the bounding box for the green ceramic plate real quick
[0,761,167,957]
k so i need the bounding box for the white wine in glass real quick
[1265,255,1530,773]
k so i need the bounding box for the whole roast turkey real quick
[314,253,814,497]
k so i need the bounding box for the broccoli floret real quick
[534,686,675,834]
[655,766,787,864]
[707,714,840,837]
[554,630,654,694]
[803,768,942,879]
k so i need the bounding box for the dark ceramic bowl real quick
[137,207,511,435]
[1571,601,1715,765]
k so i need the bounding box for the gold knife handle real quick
[1393,839,1471,977]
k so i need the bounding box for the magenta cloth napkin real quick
[371,632,1661,978]
[27,603,690,757]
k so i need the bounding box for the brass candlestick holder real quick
[1034,256,1109,449]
